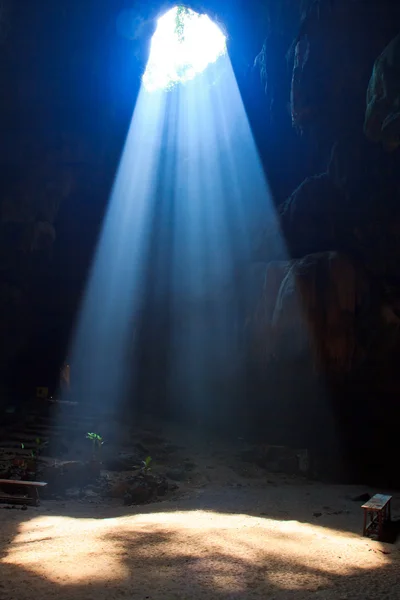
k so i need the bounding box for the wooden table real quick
[0,479,47,506]
[362,494,392,541]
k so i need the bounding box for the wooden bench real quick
[0,479,47,507]
[362,494,392,540]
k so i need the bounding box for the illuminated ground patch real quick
[143,6,226,92]
[2,510,394,599]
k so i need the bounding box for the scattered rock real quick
[40,460,101,495]
[103,457,134,472]
[166,468,187,482]
[65,487,81,499]
[108,481,131,499]
[139,434,165,446]
[326,510,348,515]
[134,443,150,455]
[184,461,196,472]
[163,444,184,453]
[313,512,322,518]
[83,489,99,499]
[124,482,152,505]
[240,445,306,476]
[123,473,169,505]
[352,493,371,502]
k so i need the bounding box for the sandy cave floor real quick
[1,423,400,599]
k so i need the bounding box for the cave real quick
[1,0,400,487]
[0,0,400,479]
[2,1,400,596]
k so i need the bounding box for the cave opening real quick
[142,5,227,92]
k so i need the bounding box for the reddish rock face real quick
[250,252,369,373]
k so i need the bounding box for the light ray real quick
[63,9,286,424]
[68,87,167,409]
[168,53,284,420]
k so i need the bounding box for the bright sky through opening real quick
[143,6,227,92]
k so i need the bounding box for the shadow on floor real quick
[1,496,399,600]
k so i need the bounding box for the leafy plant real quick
[141,456,152,475]
[86,432,103,460]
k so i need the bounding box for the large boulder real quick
[288,1,400,141]
[279,173,346,257]
[250,252,370,372]
[364,33,400,151]
[279,135,400,277]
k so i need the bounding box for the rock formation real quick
[1,0,400,481]
[364,32,400,151]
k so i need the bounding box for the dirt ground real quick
[1,422,399,599]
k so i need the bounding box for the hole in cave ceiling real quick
[142,5,227,92]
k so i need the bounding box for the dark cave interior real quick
[1,0,400,486]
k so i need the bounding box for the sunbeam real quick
[64,8,286,423]
[68,88,168,410]
[168,55,285,421]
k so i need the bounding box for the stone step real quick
[27,410,102,420]
[28,413,99,423]
[0,446,56,459]
[0,440,39,449]
[6,425,87,439]
[0,447,34,457]
[27,415,100,425]
[24,424,88,434]
[3,432,50,442]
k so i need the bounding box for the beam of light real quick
[3,512,389,590]
[62,9,287,421]
[143,6,227,92]
[168,54,286,422]
[66,87,168,409]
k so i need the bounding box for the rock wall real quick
[248,2,400,481]
[1,1,400,481]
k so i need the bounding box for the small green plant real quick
[20,443,36,459]
[141,456,152,475]
[86,432,103,460]
[21,437,47,459]
[23,437,45,471]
